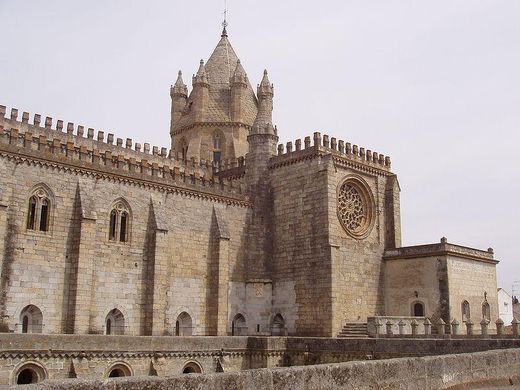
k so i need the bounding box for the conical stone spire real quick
[231,59,248,85]
[171,70,188,97]
[193,60,208,85]
[251,69,275,134]
[258,69,273,95]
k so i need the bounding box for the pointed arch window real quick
[179,137,188,161]
[108,201,131,243]
[213,131,223,163]
[27,187,52,232]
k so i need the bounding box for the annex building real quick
[0,27,500,339]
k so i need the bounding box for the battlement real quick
[0,105,248,204]
[273,132,391,171]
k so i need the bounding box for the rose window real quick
[337,179,374,238]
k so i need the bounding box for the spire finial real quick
[221,0,228,37]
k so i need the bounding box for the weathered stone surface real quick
[8,348,520,390]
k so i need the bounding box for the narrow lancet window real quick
[39,199,49,231]
[120,212,127,242]
[109,210,117,241]
[27,196,37,230]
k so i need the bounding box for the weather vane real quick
[221,0,228,36]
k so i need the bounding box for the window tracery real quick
[108,201,130,243]
[337,178,374,238]
[27,187,52,232]
[213,131,223,162]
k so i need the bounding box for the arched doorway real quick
[19,305,43,333]
[231,313,247,336]
[270,313,286,336]
[175,312,193,336]
[105,309,125,335]
[182,361,202,374]
[412,302,425,317]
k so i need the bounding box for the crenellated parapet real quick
[0,105,249,206]
[270,131,392,174]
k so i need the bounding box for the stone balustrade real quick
[368,316,520,338]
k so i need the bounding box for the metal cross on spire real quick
[221,0,228,37]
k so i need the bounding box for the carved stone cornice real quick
[171,121,251,136]
[0,145,252,209]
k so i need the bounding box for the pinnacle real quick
[196,60,206,76]
[233,59,246,77]
[174,70,185,87]
[260,69,271,86]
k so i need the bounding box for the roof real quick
[173,34,258,131]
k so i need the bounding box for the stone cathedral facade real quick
[0,29,499,338]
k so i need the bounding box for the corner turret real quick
[251,70,275,136]
[245,69,278,280]
[170,71,188,134]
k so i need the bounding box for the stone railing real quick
[369,316,520,338]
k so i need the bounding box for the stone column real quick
[495,318,504,336]
[436,318,446,335]
[151,229,169,336]
[480,319,489,337]
[398,320,406,335]
[374,319,383,337]
[512,318,520,338]
[73,215,97,334]
[466,319,474,336]
[451,319,460,335]
[423,318,431,335]
[411,319,419,336]
[386,320,394,336]
[216,236,230,336]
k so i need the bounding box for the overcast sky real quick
[1,1,519,295]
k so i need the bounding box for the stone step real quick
[337,322,368,338]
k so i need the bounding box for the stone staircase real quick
[337,322,368,338]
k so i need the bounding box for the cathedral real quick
[0,27,499,338]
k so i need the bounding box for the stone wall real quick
[447,255,498,328]
[0,118,251,337]
[384,241,499,332]
[269,133,398,336]
[384,256,443,319]
[3,334,520,385]
[269,146,332,336]
[12,347,520,389]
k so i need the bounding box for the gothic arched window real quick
[231,313,247,336]
[27,187,52,232]
[108,200,131,243]
[105,308,125,335]
[19,305,43,334]
[179,137,188,161]
[213,131,223,163]
[175,312,193,336]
